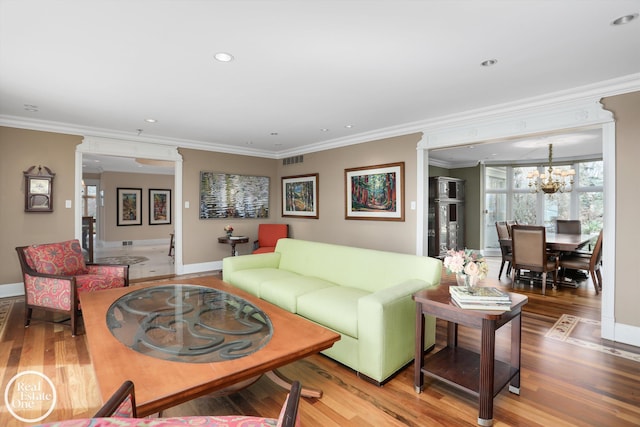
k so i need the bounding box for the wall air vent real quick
[282,155,303,166]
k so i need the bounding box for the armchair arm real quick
[23,272,76,311]
[222,252,281,280]
[86,264,130,286]
[357,279,437,382]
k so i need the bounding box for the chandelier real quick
[527,144,575,194]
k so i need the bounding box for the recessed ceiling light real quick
[24,104,38,112]
[345,124,354,129]
[320,128,329,132]
[611,13,638,25]
[214,52,234,62]
[481,59,498,67]
[144,118,157,123]
[270,132,279,136]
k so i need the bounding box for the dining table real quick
[500,232,596,287]
[499,232,595,252]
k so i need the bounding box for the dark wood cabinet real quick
[428,176,465,257]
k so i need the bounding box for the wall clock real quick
[23,165,55,212]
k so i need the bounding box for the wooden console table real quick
[413,281,528,426]
[218,235,249,256]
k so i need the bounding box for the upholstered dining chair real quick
[15,239,129,336]
[559,230,603,294]
[72,380,301,427]
[495,221,512,279]
[556,219,581,235]
[510,225,559,295]
[253,224,289,254]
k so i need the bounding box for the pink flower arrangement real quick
[443,249,488,279]
[224,225,234,233]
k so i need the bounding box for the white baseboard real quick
[0,282,25,299]
[614,322,640,347]
[178,261,223,275]
[98,238,171,249]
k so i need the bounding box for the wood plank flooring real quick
[1,259,639,426]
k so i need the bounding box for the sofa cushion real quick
[297,286,370,338]
[259,276,336,313]
[227,268,301,296]
[275,238,442,293]
[25,240,88,276]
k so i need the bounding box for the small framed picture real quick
[149,189,171,225]
[282,174,319,218]
[345,162,404,221]
[117,188,142,226]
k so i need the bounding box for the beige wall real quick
[273,133,422,254]
[2,90,639,337]
[602,91,640,329]
[449,166,482,250]
[99,172,174,243]
[0,127,81,284]
[180,149,279,264]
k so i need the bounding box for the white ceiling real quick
[1,1,639,169]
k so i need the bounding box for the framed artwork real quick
[345,162,405,221]
[117,188,142,226]
[149,189,171,225]
[200,172,270,219]
[23,165,55,212]
[282,173,319,218]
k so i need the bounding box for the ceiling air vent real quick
[282,155,303,166]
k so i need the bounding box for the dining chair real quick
[506,220,518,237]
[559,230,603,294]
[556,219,581,235]
[495,221,512,278]
[510,225,559,295]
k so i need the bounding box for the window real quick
[82,183,97,217]
[484,160,603,251]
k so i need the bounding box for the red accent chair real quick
[253,224,289,254]
[15,239,129,336]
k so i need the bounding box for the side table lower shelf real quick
[419,346,520,397]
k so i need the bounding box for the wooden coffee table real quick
[80,276,340,416]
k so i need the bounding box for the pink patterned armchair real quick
[36,380,301,427]
[16,239,129,336]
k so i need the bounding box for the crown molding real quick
[1,73,638,158]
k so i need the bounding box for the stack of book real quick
[449,286,512,311]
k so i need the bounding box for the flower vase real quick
[456,273,478,290]
[226,232,233,238]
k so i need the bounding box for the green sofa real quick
[222,238,442,384]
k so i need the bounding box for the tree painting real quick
[286,181,314,212]
[351,171,396,212]
[282,174,318,218]
[345,162,404,221]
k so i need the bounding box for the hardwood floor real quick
[1,258,639,426]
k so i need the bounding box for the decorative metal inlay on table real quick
[106,284,273,363]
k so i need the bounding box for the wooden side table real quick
[217,236,249,256]
[413,280,528,426]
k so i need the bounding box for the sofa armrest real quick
[357,279,437,382]
[222,252,281,280]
